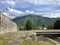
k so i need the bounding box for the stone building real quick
[0,13,17,33]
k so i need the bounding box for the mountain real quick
[12,14,60,27]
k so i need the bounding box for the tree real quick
[26,18,37,30]
[42,24,45,29]
[54,20,60,29]
[47,25,53,29]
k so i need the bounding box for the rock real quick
[0,12,17,33]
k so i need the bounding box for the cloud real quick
[43,13,60,18]
[3,12,15,19]
[1,0,60,6]
[25,10,35,14]
[3,7,60,19]
[24,0,60,5]
[8,7,23,14]
[6,0,15,6]
[3,7,40,19]
[0,0,16,6]
[3,7,25,19]
[1,0,60,19]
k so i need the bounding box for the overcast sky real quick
[0,0,60,19]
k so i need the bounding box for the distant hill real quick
[12,14,60,27]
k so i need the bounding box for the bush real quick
[54,20,60,29]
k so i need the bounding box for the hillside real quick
[12,14,60,27]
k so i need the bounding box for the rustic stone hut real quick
[0,13,17,33]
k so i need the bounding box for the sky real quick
[0,0,60,19]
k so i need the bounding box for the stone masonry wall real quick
[0,13,17,33]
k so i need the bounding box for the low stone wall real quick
[0,13,17,33]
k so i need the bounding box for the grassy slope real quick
[0,31,33,45]
[0,31,55,45]
[20,40,55,45]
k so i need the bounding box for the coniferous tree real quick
[54,20,60,29]
[26,18,37,30]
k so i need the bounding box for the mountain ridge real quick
[12,14,60,27]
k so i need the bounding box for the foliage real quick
[19,26,27,31]
[20,40,55,45]
[12,15,60,27]
[42,24,45,30]
[54,20,60,29]
[47,25,53,29]
[25,18,37,30]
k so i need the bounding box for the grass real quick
[0,36,8,45]
[0,32,20,45]
[0,31,33,45]
[20,40,55,45]
[0,31,55,45]
[0,32,17,45]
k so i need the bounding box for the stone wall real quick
[0,13,17,33]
